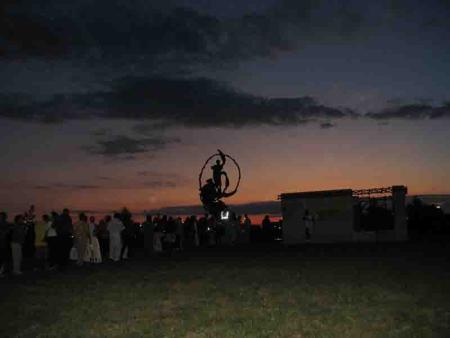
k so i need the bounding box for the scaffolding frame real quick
[352,186,392,197]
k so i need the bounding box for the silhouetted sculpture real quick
[199,150,241,219]
[200,179,219,204]
[200,179,225,218]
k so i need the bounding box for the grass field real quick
[1,244,449,337]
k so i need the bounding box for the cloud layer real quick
[4,0,448,66]
[0,76,357,127]
[366,103,450,120]
[0,1,366,63]
[83,134,180,159]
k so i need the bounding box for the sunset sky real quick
[1,0,449,215]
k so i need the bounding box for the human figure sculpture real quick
[199,150,241,220]
[211,149,229,194]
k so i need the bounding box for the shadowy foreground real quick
[1,243,449,337]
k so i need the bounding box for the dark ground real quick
[1,242,449,337]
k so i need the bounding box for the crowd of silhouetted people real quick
[0,205,281,277]
[1,198,448,277]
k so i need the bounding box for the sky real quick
[1,0,450,215]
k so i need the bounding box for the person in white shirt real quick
[44,214,58,269]
[107,213,124,262]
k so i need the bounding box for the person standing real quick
[142,214,154,256]
[107,213,124,262]
[175,217,184,251]
[120,220,132,261]
[244,214,252,243]
[56,208,73,269]
[88,216,102,263]
[303,209,314,242]
[230,212,239,245]
[44,214,58,269]
[73,213,90,266]
[97,217,109,260]
[192,216,200,247]
[23,205,36,259]
[35,214,49,269]
[262,215,272,243]
[11,215,26,275]
[0,212,11,276]
[153,221,163,253]
[197,215,207,247]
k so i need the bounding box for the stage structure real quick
[199,150,241,219]
[279,185,408,244]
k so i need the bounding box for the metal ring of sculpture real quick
[198,152,241,198]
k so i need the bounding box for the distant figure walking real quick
[108,213,124,262]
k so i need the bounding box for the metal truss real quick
[352,187,393,197]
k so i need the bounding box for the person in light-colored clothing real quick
[108,213,124,261]
[45,214,58,269]
[73,213,90,266]
[87,216,102,263]
[34,215,48,267]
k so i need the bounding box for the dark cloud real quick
[0,76,357,127]
[320,122,335,129]
[0,0,407,65]
[83,134,181,158]
[0,2,222,64]
[132,121,176,135]
[2,76,449,127]
[33,180,177,190]
[366,103,450,120]
[33,183,101,191]
[0,0,67,59]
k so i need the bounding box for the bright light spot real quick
[221,210,229,220]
